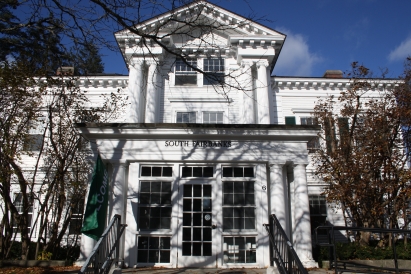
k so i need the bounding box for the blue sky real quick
[103,0,411,78]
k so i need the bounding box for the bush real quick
[4,242,80,263]
[315,239,411,262]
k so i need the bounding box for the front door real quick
[177,183,217,267]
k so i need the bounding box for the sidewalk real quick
[122,267,335,274]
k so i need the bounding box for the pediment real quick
[115,0,286,59]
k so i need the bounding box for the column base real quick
[302,259,319,269]
[266,266,281,274]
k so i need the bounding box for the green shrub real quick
[316,239,411,262]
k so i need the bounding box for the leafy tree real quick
[313,62,411,244]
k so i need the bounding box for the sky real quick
[102,0,411,78]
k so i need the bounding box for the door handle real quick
[211,224,217,229]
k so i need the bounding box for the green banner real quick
[81,154,109,240]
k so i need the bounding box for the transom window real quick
[182,166,213,178]
[203,112,223,124]
[176,112,196,123]
[141,166,172,177]
[175,59,197,86]
[222,167,254,177]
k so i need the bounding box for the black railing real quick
[315,226,411,274]
[79,214,127,274]
[264,214,308,274]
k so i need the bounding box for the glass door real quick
[177,183,217,267]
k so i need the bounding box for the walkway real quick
[122,267,335,274]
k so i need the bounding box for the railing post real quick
[116,215,121,267]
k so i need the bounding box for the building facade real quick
[69,0,397,270]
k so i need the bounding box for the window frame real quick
[176,112,197,123]
[202,111,224,124]
[174,58,198,86]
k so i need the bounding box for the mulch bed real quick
[0,266,81,274]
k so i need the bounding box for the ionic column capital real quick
[241,60,253,68]
[268,163,284,171]
[256,60,269,68]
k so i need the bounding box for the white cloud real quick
[388,35,411,62]
[273,28,322,76]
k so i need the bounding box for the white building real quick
[68,0,397,270]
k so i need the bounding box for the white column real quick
[127,59,144,123]
[145,60,159,123]
[75,235,96,266]
[241,60,255,124]
[293,164,317,268]
[269,163,287,231]
[256,60,270,124]
[124,163,139,268]
[110,161,128,266]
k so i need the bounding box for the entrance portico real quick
[76,123,319,269]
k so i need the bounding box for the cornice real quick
[271,77,400,91]
[36,75,129,89]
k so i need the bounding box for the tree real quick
[313,62,411,243]
[70,41,105,75]
[0,61,127,260]
[1,0,270,91]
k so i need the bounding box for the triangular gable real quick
[115,0,286,71]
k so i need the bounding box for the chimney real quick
[56,67,74,76]
[323,70,343,78]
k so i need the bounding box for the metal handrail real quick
[264,214,308,274]
[315,226,411,274]
[79,214,127,274]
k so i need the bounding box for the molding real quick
[271,77,400,91]
[168,97,233,103]
[291,108,314,114]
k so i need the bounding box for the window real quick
[301,117,317,125]
[309,195,328,235]
[301,117,320,153]
[222,167,254,177]
[223,237,256,263]
[203,112,223,124]
[175,58,197,86]
[137,236,170,263]
[12,193,33,233]
[223,182,255,230]
[139,181,172,230]
[285,116,296,125]
[203,58,225,85]
[338,117,350,156]
[176,112,196,123]
[69,195,85,235]
[182,166,213,177]
[141,166,172,177]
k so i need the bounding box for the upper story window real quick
[203,58,225,85]
[301,117,320,153]
[203,112,223,124]
[174,58,225,86]
[301,117,317,125]
[176,112,196,123]
[175,58,197,86]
